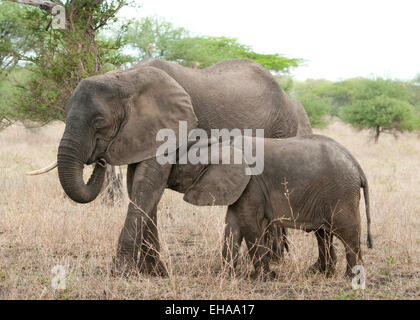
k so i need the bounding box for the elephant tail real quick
[361,174,373,249]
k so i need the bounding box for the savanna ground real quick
[0,121,419,300]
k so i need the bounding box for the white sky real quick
[119,0,420,81]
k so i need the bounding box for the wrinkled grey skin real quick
[57,58,312,275]
[266,98,312,260]
[208,135,372,278]
[293,99,312,136]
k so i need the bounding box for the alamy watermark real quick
[351,265,366,290]
[51,265,66,290]
[155,121,265,175]
[50,3,65,29]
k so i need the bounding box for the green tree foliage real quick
[125,16,188,60]
[408,73,420,110]
[126,16,302,72]
[341,78,417,142]
[274,75,294,94]
[292,78,362,118]
[0,0,133,126]
[315,79,360,116]
[286,76,420,132]
[0,1,36,72]
[409,74,420,128]
[297,93,331,128]
[291,79,332,128]
[0,67,31,129]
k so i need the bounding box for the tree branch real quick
[5,0,61,14]
[93,1,124,31]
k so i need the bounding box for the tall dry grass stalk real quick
[0,121,419,299]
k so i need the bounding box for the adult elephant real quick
[56,58,312,275]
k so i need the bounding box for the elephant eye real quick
[92,117,107,129]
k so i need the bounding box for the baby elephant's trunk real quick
[361,177,373,249]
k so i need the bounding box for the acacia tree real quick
[0,1,36,129]
[1,0,134,204]
[2,0,132,122]
[341,78,417,143]
[125,16,302,72]
[0,1,34,72]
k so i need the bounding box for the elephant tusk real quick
[26,161,58,175]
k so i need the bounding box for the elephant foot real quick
[307,261,321,275]
[268,249,286,263]
[137,256,168,277]
[220,264,239,279]
[265,227,290,263]
[307,260,336,277]
[249,269,277,281]
[344,266,356,278]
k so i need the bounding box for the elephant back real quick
[138,58,302,139]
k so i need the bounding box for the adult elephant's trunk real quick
[57,138,106,204]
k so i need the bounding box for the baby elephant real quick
[167,134,372,278]
[222,134,373,278]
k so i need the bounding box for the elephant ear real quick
[183,144,251,206]
[107,66,198,165]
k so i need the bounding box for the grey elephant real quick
[167,134,372,278]
[225,135,372,278]
[265,98,311,259]
[55,58,312,275]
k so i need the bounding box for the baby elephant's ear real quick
[183,144,250,206]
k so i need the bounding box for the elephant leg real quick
[222,206,243,275]
[330,204,363,277]
[334,224,362,277]
[113,159,172,276]
[244,227,275,280]
[281,227,290,253]
[136,204,167,276]
[226,181,274,280]
[265,224,289,262]
[308,228,337,276]
[243,209,274,279]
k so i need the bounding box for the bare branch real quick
[93,1,124,31]
[5,0,60,13]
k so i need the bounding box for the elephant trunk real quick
[57,138,106,204]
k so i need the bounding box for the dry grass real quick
[0,121,419,300]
